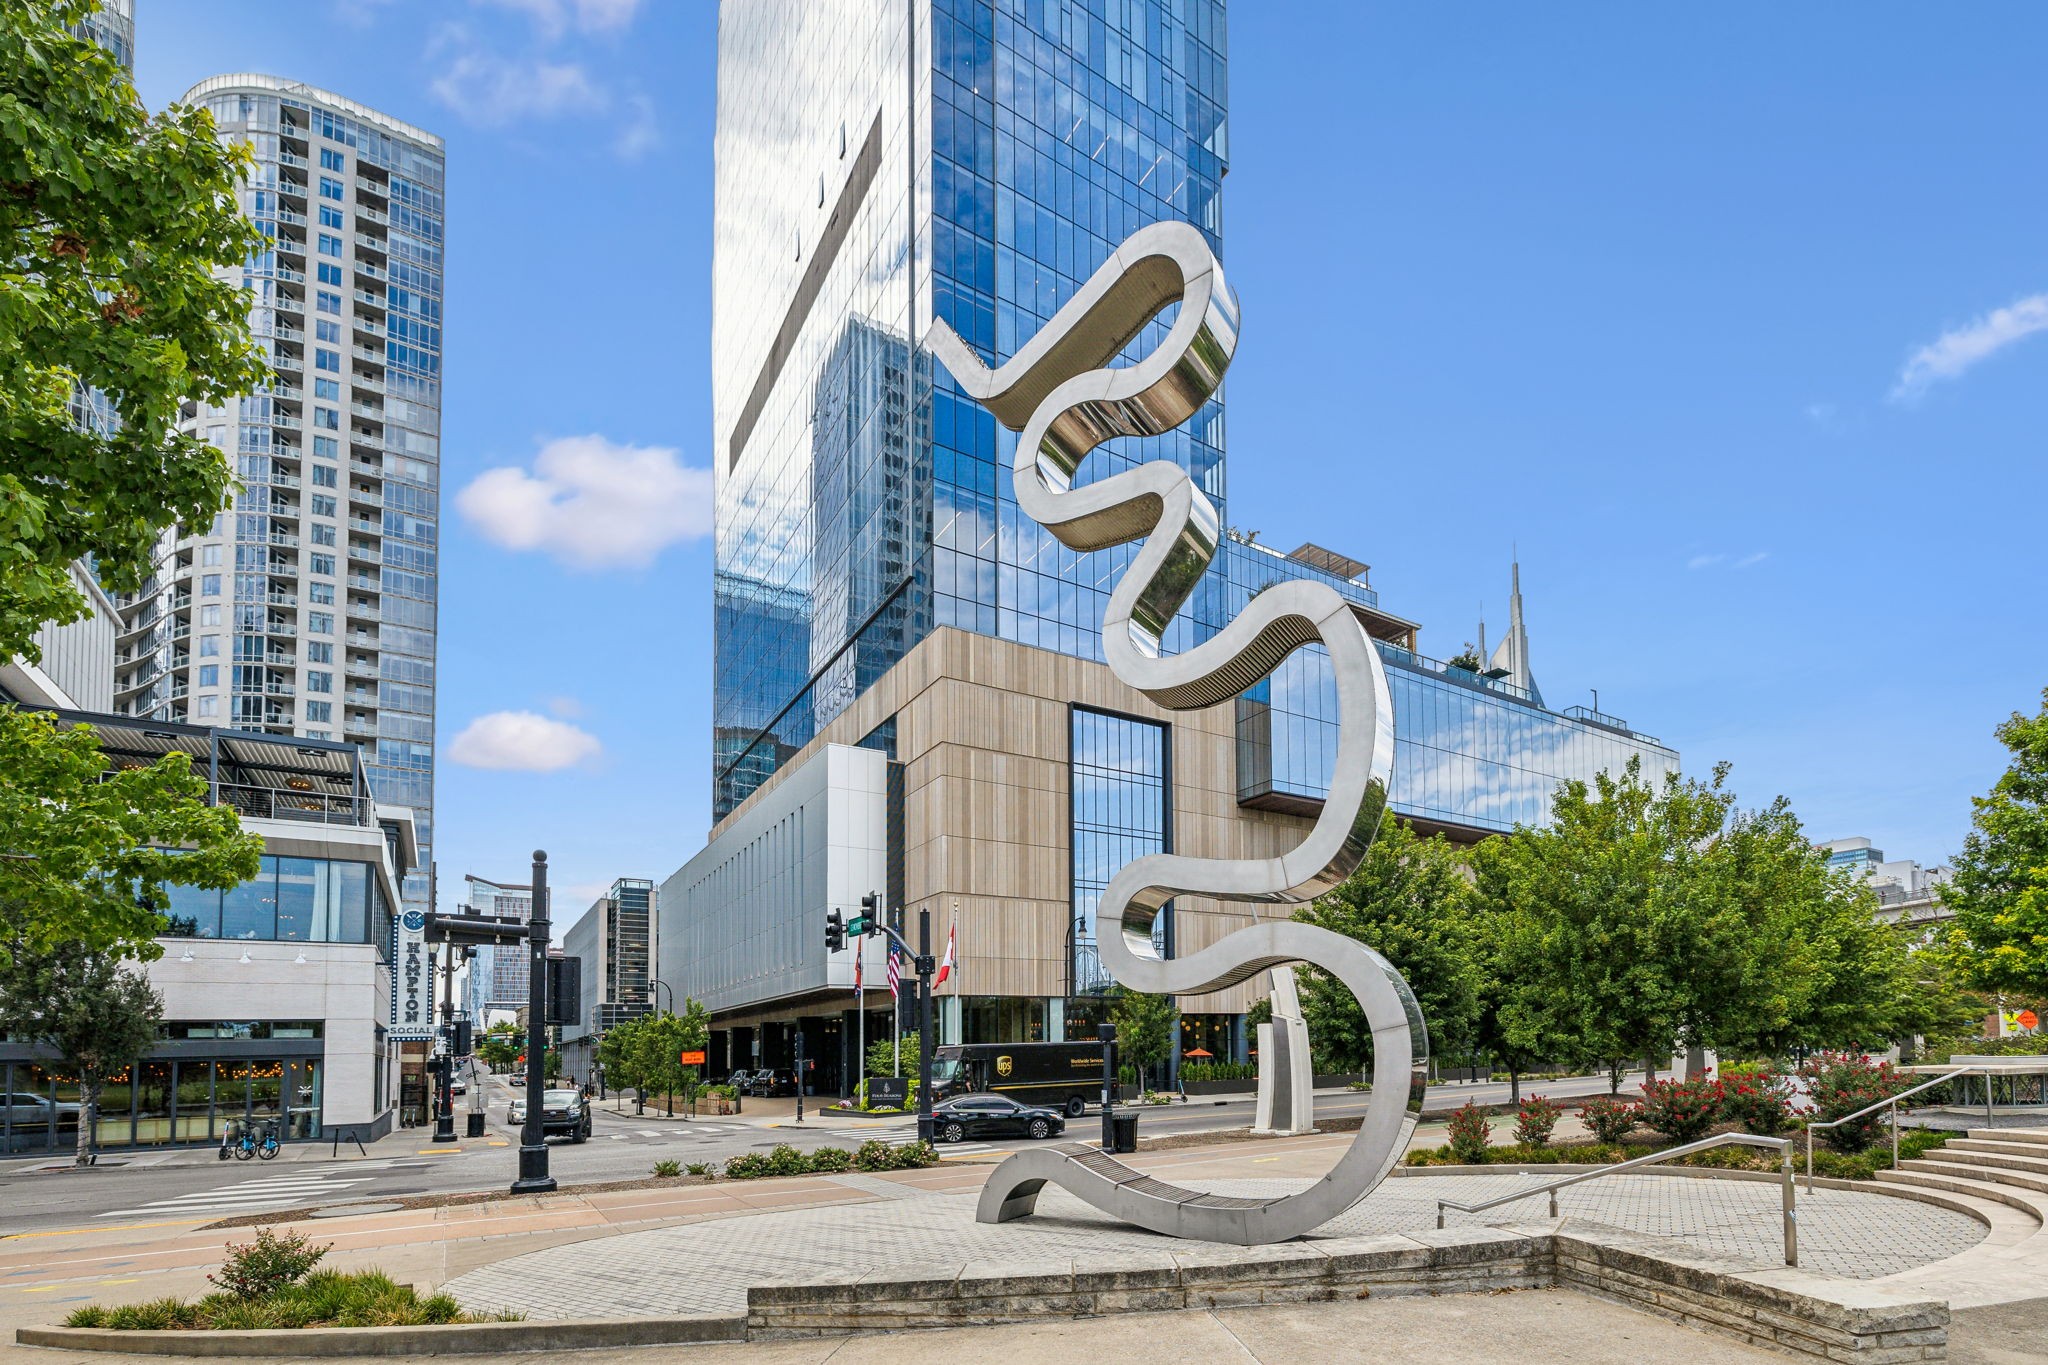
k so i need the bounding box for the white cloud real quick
[1890,291,2048,402]
[545,695,585,720]
[476,0,642,38]
[448,710,601,771]
[614,94,660,160]
[1688,551,1768,571]
[457,434,713,570]
[430,49,604,127]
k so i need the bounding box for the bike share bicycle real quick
[216,1117,281,1161]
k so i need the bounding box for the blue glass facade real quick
[714,0,1229,819]
[1070,707,1169,994]
[1225,541,1679,833]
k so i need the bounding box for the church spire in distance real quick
[1486,553,1542,706]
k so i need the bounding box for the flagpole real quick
[855,942,865,1107]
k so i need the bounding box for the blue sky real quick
[135,3,2047,922]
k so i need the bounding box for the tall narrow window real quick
[1069,708,1168,996]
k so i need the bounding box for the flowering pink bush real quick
[1637,1076,1724,1143]
[1446,1102,1493,1163]
[1580,1095,1638,1144]
[1513,1094,1563,1146]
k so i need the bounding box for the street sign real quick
[680,1049,706,1065]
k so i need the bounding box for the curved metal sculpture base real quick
[927,222,1428,1246]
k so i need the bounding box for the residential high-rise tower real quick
[111,77,444,921]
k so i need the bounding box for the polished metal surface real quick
[929,221,1427,1245]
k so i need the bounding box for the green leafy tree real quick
[865,1026,918,1081]
[1106,985,1176,1089]
[475,1022,519,1073]
[1489,758,1923,1076]
[1945,690,2048,1011]
[1293,813,1483,1075]
[0,707,261,965]
[624,1003,710,1115]
[2,1,267,659]
[1468,840,1561,1100]
[0,940,164,1165]
[1488,759,1728,1079]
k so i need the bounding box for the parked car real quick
[449,1078,467,1097]
[0,1093,80,1131]
[749,1069,799,1097]
[931,1094,1065,1143]
[538,1088,591,1143]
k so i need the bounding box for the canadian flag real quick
[935,921,957,986]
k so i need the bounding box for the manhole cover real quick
[311,1202,403,1218]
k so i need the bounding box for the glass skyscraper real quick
[695,1,1677,1048]
[715,0,1228,819]
[111,77,443,919]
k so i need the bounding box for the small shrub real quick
[63,1306,109,1328]
[762,1143,810,1177]
[1637,1076,1724,1144]
[1801,1053,1911,1152]
[1445,1102,1492,1163]
[684,1161,713,1176]
[1513,1094,1563,1146]
[854,1138,937,1171]
[806,1145,852,1172]
[1580,1095,1637,1144]
[208,1226,330,1300]
[722,1152,769,1179]
[1719,1064,1795,1136]
[651,1159,682,1178]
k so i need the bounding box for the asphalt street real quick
[0,1070,1638,1237]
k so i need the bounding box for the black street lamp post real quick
[511,849,556,1194]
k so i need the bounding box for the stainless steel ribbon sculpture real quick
[925,221,1428,1245]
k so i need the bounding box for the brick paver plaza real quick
[444,1171,1985,1321]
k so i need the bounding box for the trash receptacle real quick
[1110,1110,1139,1154]
[466,1112,485,1138]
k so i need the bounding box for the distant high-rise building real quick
[110,76,444,921]
[463,874,534,1018]
[558,879,656,1079]
[69,0,133,71]
[1816,837,1953,928]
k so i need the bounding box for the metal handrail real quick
[1435,1132,1797,1266]
[1804,1065,1994,1192]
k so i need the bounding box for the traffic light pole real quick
[511,849,556,1195]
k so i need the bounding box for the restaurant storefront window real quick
[0,1047,327,1153]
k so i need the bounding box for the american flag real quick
[886,948,901,992]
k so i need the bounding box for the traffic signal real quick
[452,1018,474,1057]
[856,891,879,937]
[825,908,845,952]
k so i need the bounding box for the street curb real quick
[14,1314,745,1356]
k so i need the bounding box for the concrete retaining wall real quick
[14,1226,1949,1361]
[746,1225,1947,1361]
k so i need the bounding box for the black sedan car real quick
[931,1094,1065,1143]
[749,1069,799,1097]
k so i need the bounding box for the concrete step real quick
[1926,1145,2048,1178]
[1903,1157,2048,1196]
[1877,1167,2048,1223]
[1947,1136,2048,1161]
[1965,1127,2048,1147]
